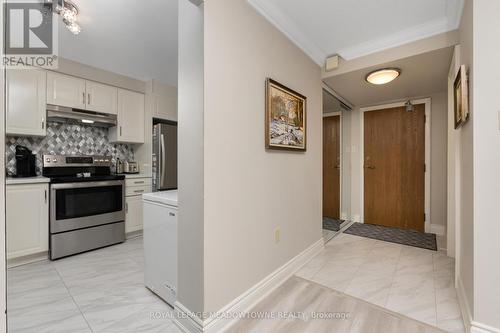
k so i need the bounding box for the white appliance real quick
[143,190,178,306]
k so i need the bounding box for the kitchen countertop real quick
[6,176,50,185]
[142,190,178,207]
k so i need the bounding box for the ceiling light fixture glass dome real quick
[365,68,401,85]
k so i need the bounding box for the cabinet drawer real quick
[125,178,152,188]
[125,185,151,197]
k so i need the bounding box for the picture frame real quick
[265,78,307,151]
[454,65,469,129]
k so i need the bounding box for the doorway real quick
[363,103,426,232]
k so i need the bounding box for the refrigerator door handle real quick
[160,133,166,188]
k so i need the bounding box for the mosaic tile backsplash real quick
[6,122,134,176]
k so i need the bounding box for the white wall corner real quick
[430,223,445,236]
[246,0,325,66]
[338,18,449,60]
[352,214,361,223]
[204,239,324,333]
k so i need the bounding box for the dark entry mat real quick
[323,217,344,232]
[344,222,437,251]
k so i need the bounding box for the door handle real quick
[365,165,376,169]
[334,165,340,169]
[83,92,85,104]
[88,93,91,105]
[44,190,47,203]
[41,118,45,129]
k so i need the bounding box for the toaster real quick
[124,161,139,174]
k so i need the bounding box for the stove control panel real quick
[43,155,111,167]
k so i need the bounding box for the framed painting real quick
[265,78,307,151]
[454,65,469,129]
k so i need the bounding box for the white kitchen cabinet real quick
[6,183,49,260]
[152,85,177,121]
[124,177,151,234]
[47,71,86,109]
[125,195,144,234]
[85,80,118,115]
[110,89,145,143]
[6,69,47,137]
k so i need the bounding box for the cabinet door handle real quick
[82,92,85,104]
[120,126,122,136]
[88,93,91,105]
[134,189,144,194]
[44,190,47,203]
[169,212,175,217]
[41,118,45,129]
[125,202,128,213]
[134,181,145,184]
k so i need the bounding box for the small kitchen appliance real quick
[124,161,139,174]
[15,145,36,177]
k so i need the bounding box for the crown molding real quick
[246,0,325,66]
[247,0,465,66]
[338,17,449,61]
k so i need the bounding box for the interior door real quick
[364,104,425,231]
[323,115,341,219]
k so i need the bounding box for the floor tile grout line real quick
[52,262,95,333]
[383,242,404,308]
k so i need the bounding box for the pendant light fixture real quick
[50,0,82,35]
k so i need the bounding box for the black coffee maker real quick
[15,146,36,177]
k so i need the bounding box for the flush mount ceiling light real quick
[365,68,401,85]
[52,0,81,35]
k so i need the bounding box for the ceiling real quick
[58,0,178,85]
[248,0,464,64]
[323,47,454,107]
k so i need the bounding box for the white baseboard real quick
[457,276,472,332]
[7,251,48,268]
[471,321,500,333]
[126,230,143,239]
[352,214,361,223]
[173,301,204,333]
[173,238,324,333]
[429,223,445,236]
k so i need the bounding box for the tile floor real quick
[296,232,465,333]
[7,237,179,333]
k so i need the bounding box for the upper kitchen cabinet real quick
[85,80,118,115]
[6,69,47,137]
[148,80,177,121]
[47,71,86,109]
[110,89,145,143]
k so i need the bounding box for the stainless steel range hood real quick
[47,104,117,127]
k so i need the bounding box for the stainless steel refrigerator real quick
[152,123,177,191]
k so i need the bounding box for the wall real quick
[456,0,474,319]
[5,122,134,175]
[348,93,448,229]
[472,0,500,329]
[177,0,205,316]
[203,0,322,314]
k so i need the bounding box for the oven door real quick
[50,180,125,233]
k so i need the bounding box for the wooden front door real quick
[364,104,425,231]
[323,115,341,219]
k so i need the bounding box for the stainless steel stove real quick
[43,155,125,260]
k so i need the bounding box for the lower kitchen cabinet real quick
[6,183,49,260]
[125,195,144,233]
[125,177,152,234]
